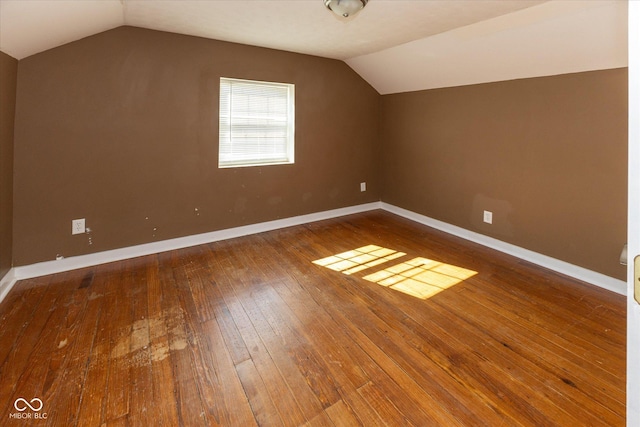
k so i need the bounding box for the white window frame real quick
[219,77,295,168]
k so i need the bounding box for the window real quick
[219,77,295,168]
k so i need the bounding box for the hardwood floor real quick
[0,210,626,426]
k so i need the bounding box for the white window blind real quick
[219,77,295,168]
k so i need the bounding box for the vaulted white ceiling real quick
[0,0,628,94]
[349,0,628,93]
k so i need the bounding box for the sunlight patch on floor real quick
[312,245,406,275]
[363,257,477,299]
[314,246,477,299]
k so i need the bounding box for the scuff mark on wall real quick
[234,197,247,213]
[268,196,282,206]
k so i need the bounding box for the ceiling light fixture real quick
[324,0,368,18]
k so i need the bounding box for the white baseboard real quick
[382,203,627,296]
[10,202,383,285]
[1,200,625,304]
[0,268,17,304]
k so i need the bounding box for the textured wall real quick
[381,69,628,279]
[13,27,380,265]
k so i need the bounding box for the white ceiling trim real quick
[346,0,628,94]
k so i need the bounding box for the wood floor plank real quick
[322,254,601,425]
[301,410,336,427]
[436,284,626,420]
[124,257,155,427]
[0,210,626,426]
[468,274,625,377]
[325,399,361,427]
[236,358,285,427]
[264,280,391,426]
[145,254,180,426]
[213,245,310,425]
[157,251,207,427]
[234,237,372,391]
[259,228,514,426]
[103,260,133,423]
[75,266,122,427]
[201,318,258,427]
[424,293,625,425]
[38,268,100,426]
[356,380,413,426]
[238,285,345,415]
[174,256,226,427]
[0,271,79,421]
[0,277,50,367]
[252,280,387,427]
[239,286,329,419]
[183,247,259,426]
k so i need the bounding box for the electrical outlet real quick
[483,210,493,224]
[360,182,366,192]
[72,218,86,235]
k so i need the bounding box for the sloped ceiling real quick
[0,0,628,94]
[349,0,628,93]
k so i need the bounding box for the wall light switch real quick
[360,182,366,192]
[72,218,86,235]
[483,210,493,224]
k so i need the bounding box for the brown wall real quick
[381,68,628,280]
[9,25,629,282]
[13,26,380,265]
[0,51,17,277]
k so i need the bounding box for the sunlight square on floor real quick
[363,257,477,299]
[312,245,406,275]
[314,245,477,299]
